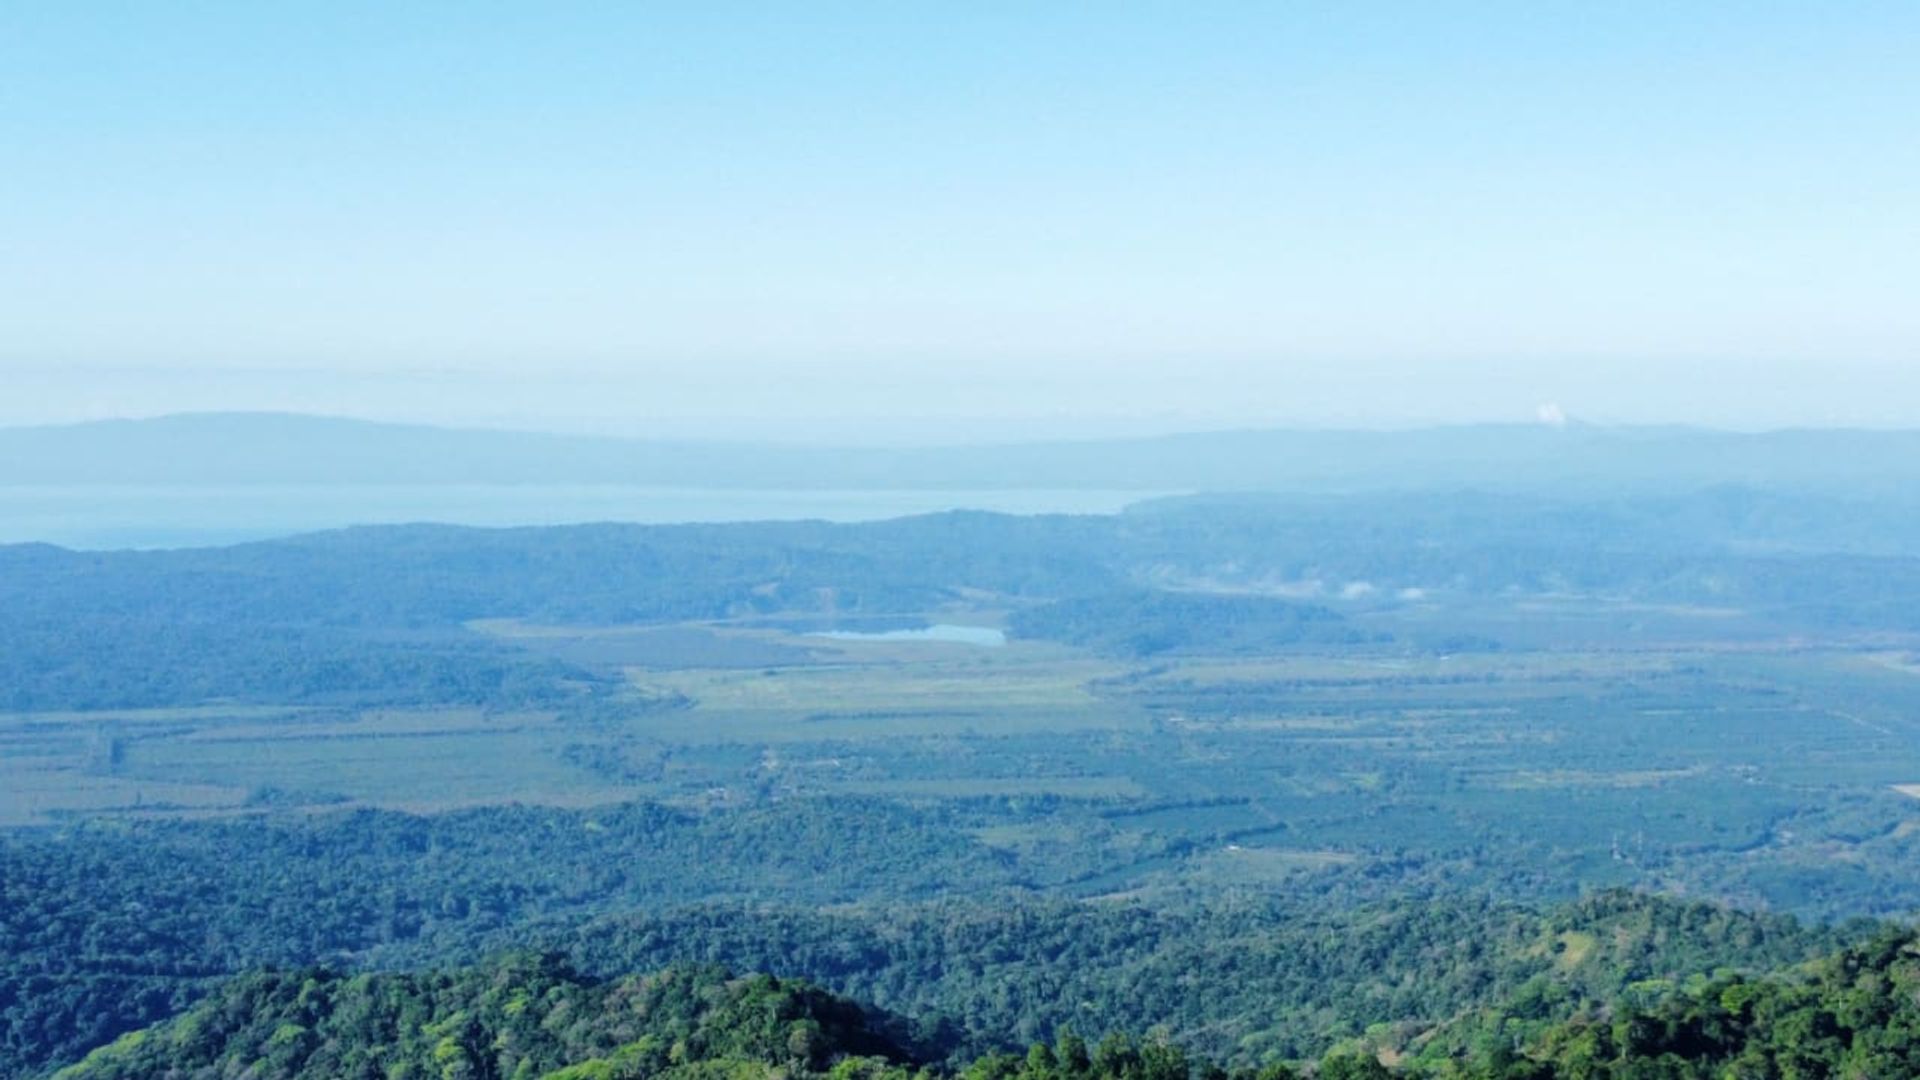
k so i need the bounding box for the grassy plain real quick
[9,608,1920,917]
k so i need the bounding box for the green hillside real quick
[53,925,1920,1080]
[53,960,911,1080]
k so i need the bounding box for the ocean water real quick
[0,485,1163,549]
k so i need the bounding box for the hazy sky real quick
[4,3,1917,440]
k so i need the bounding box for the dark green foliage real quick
[960,1033,1200,1080]
[2,787,1858,1080]
[0,799,1018,1078]
[53,928,1920,1080]
[1408,927,1920,1078]
[555,891,1858,1067]
[0,614,602,711]
[1008,592,1372,656]
[53,959,913,1080]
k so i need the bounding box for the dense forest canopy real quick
[51,928,1920,1080]
[0,794,1882,1078]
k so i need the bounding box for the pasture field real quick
[0,706,651,824]
[7,611,1920,916]
[624,648,1139,742]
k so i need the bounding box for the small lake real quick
[811,625,1008,647]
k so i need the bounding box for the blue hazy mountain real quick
[3,412,1916,495]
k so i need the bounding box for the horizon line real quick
[8,408,1920,450]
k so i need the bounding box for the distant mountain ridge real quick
[2,411,1916,495]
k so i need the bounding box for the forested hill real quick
[52,960,914,1080]
[1411,926,1920,1078]
[553,890,1863,1066]
[10,488,1920,710]
[52,928,1920,1079]
[3,831,1877,1080]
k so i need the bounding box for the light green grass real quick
[624,653,1145,742]
[118,726,635,811]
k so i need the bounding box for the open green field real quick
[0,623,1144,824]
[8,609,1920,917]
[625,650,1139,742]
[0,706,651,825]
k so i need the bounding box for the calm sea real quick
[0,485,1165,549]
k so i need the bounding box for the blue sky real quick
[3,3,1916,439]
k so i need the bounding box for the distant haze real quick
[4,5,1918,440]
[8,358,1920,443]
[7,410,1920,487]
[12,411,1920,547]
